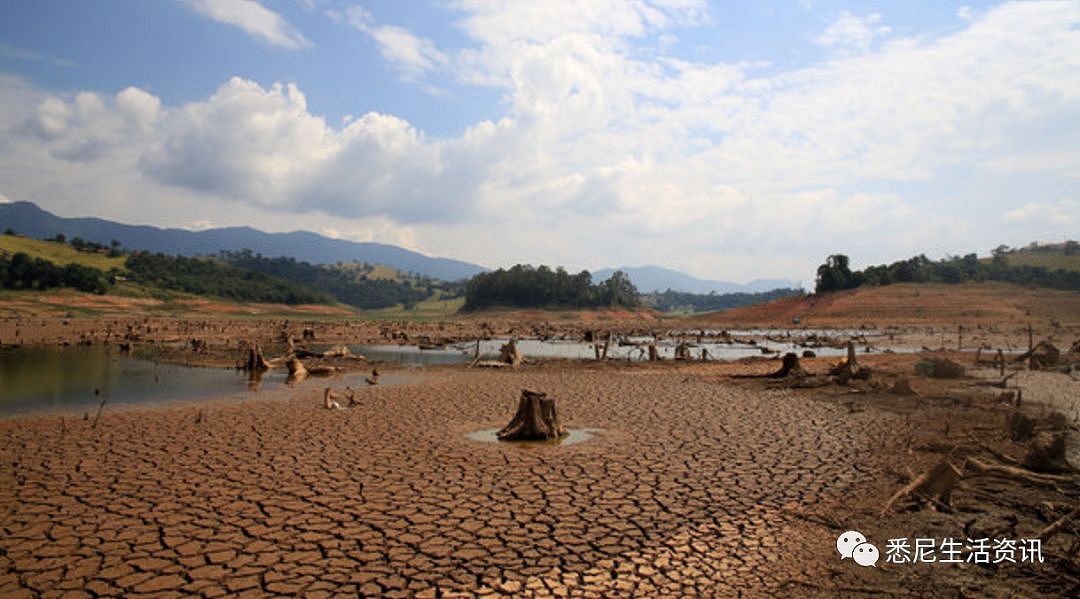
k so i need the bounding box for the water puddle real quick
[465,427,601,446]
[353,337,881,364]
[0,346,415,416]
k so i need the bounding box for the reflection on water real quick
[353,344,470,365]
[465,427,600,446]
[0,346,290,416]
[354,336,879,365]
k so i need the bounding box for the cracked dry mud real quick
[1,368,905,597]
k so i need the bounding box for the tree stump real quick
[286,356,308,381]
[500,340,522,366]
[769,353,807,378]
[244,344,271,371]
[830,341,867,382]
[1021,432,1074,474]
[497,389,567,441]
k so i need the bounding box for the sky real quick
[0,0,1077,286]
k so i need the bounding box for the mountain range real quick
[1,201,797,292]
[0,201,485,281]
[593,266,797,294]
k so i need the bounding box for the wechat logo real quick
[837,530,879,567]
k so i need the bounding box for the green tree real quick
[815,254,855,294]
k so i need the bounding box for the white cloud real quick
[332,6,447,77]
[0,43,76,68]
[1003,198,1079,229]
[814,11,890,50]
[1,1,1078,283]
[183,0,309,49]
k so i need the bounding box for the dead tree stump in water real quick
[500,339,522,366]
[244,344,271,371]
[497,389,567,441]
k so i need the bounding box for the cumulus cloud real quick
[183,0,309,48]
[814,11,890,50]
[1,1,1079,282]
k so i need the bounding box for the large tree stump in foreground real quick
[497,389,567,441]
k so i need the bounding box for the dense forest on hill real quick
[463,265,640,310]
[815,241,1080,294]
[219,250,438,310]
[0,252,109,294]
[125,252,331,304]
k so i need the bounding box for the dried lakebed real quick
[0,367,905,596]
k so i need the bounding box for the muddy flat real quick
[1,365,904,597]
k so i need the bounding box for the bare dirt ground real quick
[1,286,1078,597]
[1,354,1078,597]
[710,282,1080,329]
[0,364,905,597]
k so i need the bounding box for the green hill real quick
[989,241,1080,272]
[0,235,127,271]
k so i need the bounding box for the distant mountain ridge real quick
[0,201,486,281]
[593,265,797,294]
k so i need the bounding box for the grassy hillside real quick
[994,243,1080,272]
[0,235,126,271]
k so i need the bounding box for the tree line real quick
[125,252,331,305]
[463,265,640,310]
[815,244,1080,294]
[219,250,435,310]
[0,252,109,294]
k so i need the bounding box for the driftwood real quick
[323,387,342,409]
[1038,505,1080,542]
[1015,340,1060,369]
[880,460,963,516]
[323,386,359,409]
[497,389,567,441]
[966,458,1073,487]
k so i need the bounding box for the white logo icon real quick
[837,530,879,567]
